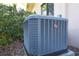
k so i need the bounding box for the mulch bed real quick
[0,40,25,56]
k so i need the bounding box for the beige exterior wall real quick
[67,3,79,48]
[54,3,79,48]
[54,3,67,17]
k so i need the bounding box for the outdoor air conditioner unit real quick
[23,15,68,56]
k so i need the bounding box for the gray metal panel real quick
[23,20,30,52]
[23,15,68,55]
[24,15,67,23]
[28,18,38,55]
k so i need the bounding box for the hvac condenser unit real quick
[23,15,68,56]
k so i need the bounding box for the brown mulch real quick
[0,40,25,56]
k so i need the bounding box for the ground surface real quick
[0,40,25,56]
[0,40,79,56]
[68,46,79,56]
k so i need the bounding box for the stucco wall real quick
[54,3,79,48]
[54,3,66,18]
[67,3,79,48]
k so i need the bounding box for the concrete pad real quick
[23,46,75,56]
[60,49,75,56]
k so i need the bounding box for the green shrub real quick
[0,3,35,45]
[0,38,12,46]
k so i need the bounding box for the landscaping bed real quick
[0,40,25,56]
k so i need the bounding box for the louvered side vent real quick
[28,18,38,55]
[23,15,68,56]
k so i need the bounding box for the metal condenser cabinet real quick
[23,15,68,56]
